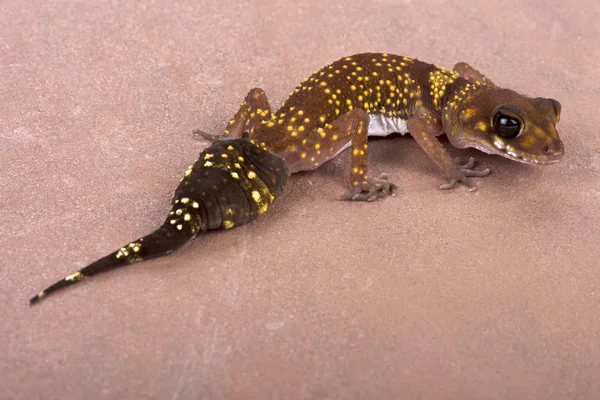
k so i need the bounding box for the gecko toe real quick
[463,167,490,177]
[454,156,490,177]
[440,175,477,191]
[342,174,398,202]
[192,129,221,142]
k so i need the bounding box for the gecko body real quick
[31,53,563,303]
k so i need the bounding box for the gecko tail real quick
[29,138,290,306]
[29,222,199,305]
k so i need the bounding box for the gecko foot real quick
[439,157,491,191]
[341,173,398,202]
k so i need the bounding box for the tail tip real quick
[29,291,45,305]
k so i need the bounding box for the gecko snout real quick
[543,139,564,159]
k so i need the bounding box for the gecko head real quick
[443,88,563,165]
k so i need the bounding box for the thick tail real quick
[30,138,290,305]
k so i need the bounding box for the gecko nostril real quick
[543,145,551,154]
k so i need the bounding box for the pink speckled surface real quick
[2,0,600,399]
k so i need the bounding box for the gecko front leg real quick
[407,114,489,191]
[453,62,496,87]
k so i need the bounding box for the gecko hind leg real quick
[196,88,272,141]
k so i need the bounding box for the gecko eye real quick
[493,112,521,138]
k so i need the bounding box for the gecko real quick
[30,52,563,304]
[200,52,563,201]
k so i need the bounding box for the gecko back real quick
[30,138,290,304]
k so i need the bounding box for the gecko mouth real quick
[476,140,564,165]
[500,151,563,165]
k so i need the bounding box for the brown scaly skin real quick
[202,53,563,198]
[30,139,289,304]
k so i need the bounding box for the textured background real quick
[2,0,599,399]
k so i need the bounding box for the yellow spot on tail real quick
[227,145,234,151]
[65,272,83,281]
[251,191,261,203]
[204,161,213,167]
[223,220,235,229]
[231,172,239,179]
[204,153,214,160]
[176,224,183,230]
[247,171,257,179]
[184,213,191,221]
[192,202,199,208]
[259,204,268,215]
[181,198,189,204]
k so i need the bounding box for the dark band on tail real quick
[30,139,289,304]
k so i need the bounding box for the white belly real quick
[332,114,409,157]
